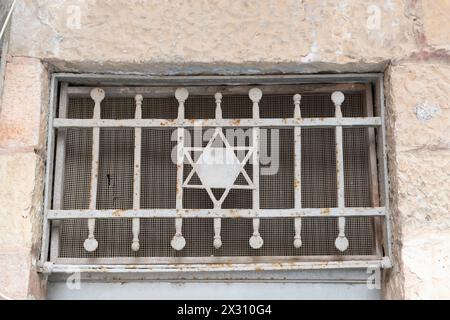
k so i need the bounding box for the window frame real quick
[39,73,392,274]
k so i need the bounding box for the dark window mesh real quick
[57,92,376,261]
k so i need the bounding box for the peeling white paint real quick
[415,102,441,121]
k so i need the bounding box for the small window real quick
[43,77,391,271]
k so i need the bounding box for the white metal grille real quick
[44,81,390,269]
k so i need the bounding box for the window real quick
[42,75,391,273]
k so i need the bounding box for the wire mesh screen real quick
[57,92,376,261]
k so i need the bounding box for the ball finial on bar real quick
[135,94,143,103]
[175,88,189,102]
[90,88,105,102]
[331,91,345,106]
[249,88,263,103]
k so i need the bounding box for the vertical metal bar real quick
[364,83,383,257]
[332,91,349,252]
[171,88,189,251]
[83,88,105,252]
[293,94,303,248]
[378,77,392,260]
[132,95,143,251]
[40,75,59,263]
[50,83,69,261]
[213,93,223,249]
[249,88,263,250]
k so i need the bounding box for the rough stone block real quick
[0,152,42,248]
[422,0,450,49]
[0,57,48,152]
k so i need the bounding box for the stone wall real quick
[0,57,49,299]
[0,0,448,299]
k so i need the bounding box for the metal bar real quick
[213,93,223,249]
[183,184,254,190]
[249,89,263,250]
[53,117,382,129]
[53,73,385,87]
[42,259,388,274]
[47,207,386,219]
[83,88,105,252]
[336,121,345,208]
[172,88,189,251]
[40,75,59,263]
[52,255,380,265]
[378,77,393,259]
[293,94,302,248]
[49,83,69,261]
[66,83,368,98]
[332,92,349,253]
[364,83,383,257]
[132,95,143,252]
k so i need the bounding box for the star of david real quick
[182,128,255,208]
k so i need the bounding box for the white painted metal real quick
[294,217,303,249]
[213,217,222,249]
[83,88,105,252]
[195,145,242,188]
[335,217,349,252]
[53,117,382,129]
[249,88,264,250]
[132,95,143,251]
[50,83,69,260]
[41,259,388,274]
[40,74,392,279]
[47,207,386,219]
[332,91,349,252]
[171,217,186,251]
[40,75,59,264]
[213,93,223,249]
[293,93,303,249]
[172,88,189,251]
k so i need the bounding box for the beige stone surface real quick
[0,152,39,247]
[0,152,45,299]
[9,0,423,73]
[385,62,450,299]
[402,231,450,299]
[422,0,450,48]
[0,57,49,152]
[0,246,33,299]
[0,57,48,299]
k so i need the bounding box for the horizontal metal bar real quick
[66,83,367,98]
[52,255,380,265]
[54,73,384,87]
[53,117,382,129]
[183,184,255,190]
[41,258,391,274]
[46,207,385,219]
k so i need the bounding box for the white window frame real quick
[39,74,392,275]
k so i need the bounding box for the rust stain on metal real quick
[160,119,176,127]
[112,209,124,217]
[231,119,241,126]
[321,208,331,216]
[293,179,300,189]
[230,209,240,218]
